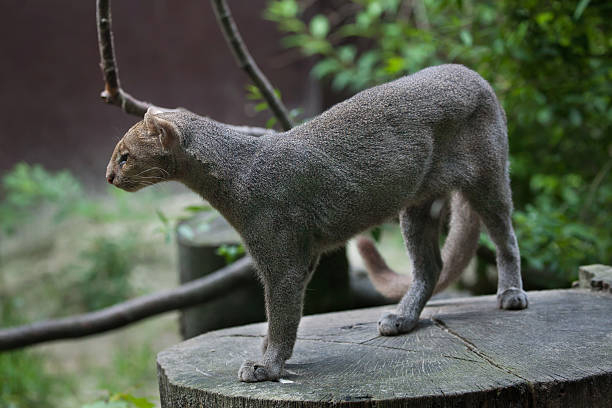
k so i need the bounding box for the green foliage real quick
[0,163,153,236]
[0,349,64,408]
[266,0,612,286]
[370,226,382,242]
[154,209,173,243]
[0,296,72,408]
[513,172,612,286]
[216,243,246,264]
[245,84,302,128]
[0,163,97,234]
[94,344,157,397]
[82,392,155,408]
[69,236,137,311]
[156,203,217,244]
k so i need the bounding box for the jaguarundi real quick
[105,64,528,382]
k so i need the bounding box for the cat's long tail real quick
[356,193,480,301]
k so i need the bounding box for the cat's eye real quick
[119,153,129,167]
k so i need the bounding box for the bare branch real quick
[96,0,167,116]
[96,0,282,139]
[0,257,254,351]
[211,0,294,131]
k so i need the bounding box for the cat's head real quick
[105,108,181,192]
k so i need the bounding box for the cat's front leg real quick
[238,266,307,382]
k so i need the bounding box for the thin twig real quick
[96,0,165,116]
[96,0,278,140]
[210,0,294,131]
[0,257,254,351]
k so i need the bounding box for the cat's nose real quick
[107,172,115,184]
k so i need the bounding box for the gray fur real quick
[106,64,528,383]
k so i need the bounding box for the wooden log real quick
[158,289,612,407]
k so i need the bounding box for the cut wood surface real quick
[157,289,612,407]
[579,264,612,293]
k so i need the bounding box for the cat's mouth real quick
[116,179,146,192]
[108,175,145,192]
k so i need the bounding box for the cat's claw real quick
[497,287,528,310]
[378,312,418,336]
[238,360,280,382]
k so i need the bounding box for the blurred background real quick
[1,0,610,407]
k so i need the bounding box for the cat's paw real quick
[238,360,280,382]
[378,312,418,336]
[497,288,528,310]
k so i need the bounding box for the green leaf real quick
[184,204,213,213]
[536,108,553,125]
[301,38,333,55]
[312,58,342,79]
[366,2,383,17]
[265,117,277,128]
[216,244,246,264]
[535,12,554,27]
[331,71,353,91]
[384,56,404,73]
[245,84,262,100]
[310,14,329,39]
[156,209,168,226]
[459,30,473,46]
[370,227,382,242]
[82,400,128,408]
[338,45,357,64]
[117,393,155,408]
[574,0,591,20]
[254,102,269,112]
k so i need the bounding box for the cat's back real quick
[292,64,496,139]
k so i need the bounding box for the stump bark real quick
[158,289,612,407]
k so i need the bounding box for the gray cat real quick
[105,64,528,383]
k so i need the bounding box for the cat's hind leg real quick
[464,181,528,310]
[378,200,443,336]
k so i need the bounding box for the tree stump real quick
[579,264,612,293]
[158,289,612,407]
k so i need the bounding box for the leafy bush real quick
[82,393,154,408]
[94,344,158,399]
[266,0,612,286]
[0,162,160,236]
[70,236,137,311]
[0,296,73,408]
[513,173,612,287]
[0,163,98,234]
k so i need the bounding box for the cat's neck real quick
[174,117,261,226]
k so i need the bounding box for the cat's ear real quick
[144,107,179,152]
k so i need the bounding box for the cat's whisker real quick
[133,167,169,178]
[135,175,166,181]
